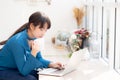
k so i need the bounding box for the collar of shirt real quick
[25,29,36,40]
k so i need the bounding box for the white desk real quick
[38,55,112,80]
[39,44,120,80]
[39,58,120,80]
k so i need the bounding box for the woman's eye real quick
[40,28,44,31]
[40,28,47,32]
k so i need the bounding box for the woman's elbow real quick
[19,69,31,76]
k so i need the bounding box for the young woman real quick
[0,12,63,80]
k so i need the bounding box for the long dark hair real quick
[0,11,51,45]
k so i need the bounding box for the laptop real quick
[37,49,84,77]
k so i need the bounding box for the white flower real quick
[70,34,77,40]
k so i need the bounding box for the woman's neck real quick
[27,29,35,40]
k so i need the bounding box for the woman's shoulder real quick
[7,30,27,45]
[11,30,26,41]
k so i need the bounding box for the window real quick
[101,7,110,61]
[115,6,120,73]
[83,0,120,74]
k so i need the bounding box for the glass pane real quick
[106,27,109,58]
[115,8,120,73]
[90,6,102,59]
[117,0,120,2]
[102,8,110,60]
[86,6,93,32]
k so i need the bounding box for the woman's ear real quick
[29,23,35,30]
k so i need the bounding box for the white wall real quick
[0,0,82,43]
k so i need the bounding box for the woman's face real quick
[30,23,48,38]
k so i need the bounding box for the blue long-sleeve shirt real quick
[0,29,51,76]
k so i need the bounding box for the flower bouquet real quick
[67,28,90,54]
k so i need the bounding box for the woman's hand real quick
[29,40,40,57]
[49,62,64,70]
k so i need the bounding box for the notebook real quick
[37,49,84,77]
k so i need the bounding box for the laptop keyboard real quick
[40,68,59,73]
[52,69,64,74]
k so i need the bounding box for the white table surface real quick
[38,44,120,80]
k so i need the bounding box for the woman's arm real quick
[36,52,51,68]
[9,41,43,76]
[36,52,64,69]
